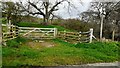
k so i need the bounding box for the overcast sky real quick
[56,0,92,19]
[4,0,92,19]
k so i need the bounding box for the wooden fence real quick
[2,24,94,43]
[18,27,57,39]
[58,28,94,43]
[2,24,19,42]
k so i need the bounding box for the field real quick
[2,22,120,66]
[2,37,119,66]
[2,1,120,67]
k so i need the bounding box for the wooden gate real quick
[19,27,57,39]
[2,24,19,42]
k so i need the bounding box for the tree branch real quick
[28,1,45,16]
[29,12,41,15]
[48,0,65,15]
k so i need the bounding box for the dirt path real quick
[44,62,119,68]
[81,61,119,66]
[57,62,119,68]
[25,40,56,49]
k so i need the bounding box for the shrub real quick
[60,19,90,32]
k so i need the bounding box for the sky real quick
[3,0,92,19]
[55,0,92,19]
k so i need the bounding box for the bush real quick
[60,19,90,32]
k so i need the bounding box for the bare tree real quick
[82,1,120,41]
[108,1,120,41]
[18,0,76,24]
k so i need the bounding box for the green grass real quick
[6,37,28,47]
[16,22,75,31]
[2,38,119,66]
[2,21,120,66]
[1,18,7,24]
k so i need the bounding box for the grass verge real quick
[2,39,119,66]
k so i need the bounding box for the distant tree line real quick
[79,1,120,41]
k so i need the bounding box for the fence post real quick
[64,30,66,40]
[0,23,2,45]
[78,31,81,42]
[15,26,19,37]
[55,28,57,37]
[54,28,57,38]
[8,20,11,32]
[90,28,93,43]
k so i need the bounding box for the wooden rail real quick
[2,24,19,42]
[18,27,57,39]
[2,24,94,43]
[58,28,94,43]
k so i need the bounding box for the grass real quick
[6,36,28,47]
[2,38,119,66]
[1,18,7,24]
[16,22,75,31]
[2,21,119,66]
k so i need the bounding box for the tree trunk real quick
[43,15,49,25]
[100,15,104,41]
[44,2,49,24]
[50,16,54,24]
[112,29,115,41]
[43,16,46,22]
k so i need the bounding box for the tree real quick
[81,1,120,41]
[19,0,76,24]
[89,2,115,41]
[108,1,120,41]
[79,11,100,23]
[2,1,24,25]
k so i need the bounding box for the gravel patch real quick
[81,61,119,66]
